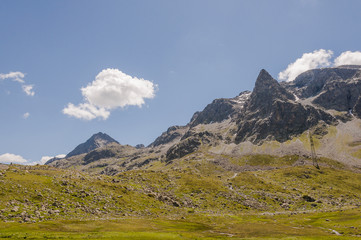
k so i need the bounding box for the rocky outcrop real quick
[235,70,336,143]
[312,81,361,112]
[188,91,250,127]
[354,95,361,118]
[66,132,119,158]
[135,144,145,149]
[148,126,188,147]
[44,156,63,165]
[284,66,361,111]
[189,99,235,126]
[83,149,116,165]
[249,70,295,113]
[166,131,221,161]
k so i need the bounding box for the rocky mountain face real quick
[188,90,251,127]
[47,65,361,174]
[354,95,361,117]
[235,70,336,143]
[148,126,188,148]
[283,65,361,111]
[65,132,119,158]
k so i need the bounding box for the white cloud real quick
[0,71,35,96]
[278,49,333,82]
[63,68,156,120]
[334,51,361,66]
[22,84,35,96]
[23,112,30,119]
[0,71,25,83]
[0,153,28,164]
[63,103,110,120]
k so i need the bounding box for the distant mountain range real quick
[47,65,361,174]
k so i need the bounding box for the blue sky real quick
[1,0,361,164]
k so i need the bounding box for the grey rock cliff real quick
[235,69,336,143]
[353,95,361,118]
[284,65,361,111]
[148,126,188,147]
[188,90,250,127]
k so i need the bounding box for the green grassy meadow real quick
[1,154,361,239]
[1,209,361,239]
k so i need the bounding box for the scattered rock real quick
[11,206,19,212]
[302,195,316,202]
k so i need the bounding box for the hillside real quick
[2,157,361,238]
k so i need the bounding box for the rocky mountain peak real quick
[246,69,295,115]
[91,132,117,143]
[235,69,336,144]
[254,69,275,87]
[65,132,119,158]
[253,69,295,101]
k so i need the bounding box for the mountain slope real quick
[3,158,361,222]
[65,132,119,158]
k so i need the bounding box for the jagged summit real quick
[251,69,295,108]
[235,69,336,143]
[65,132,119,158]
[254,69,275,87]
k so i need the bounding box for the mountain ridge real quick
[47,65,361,174]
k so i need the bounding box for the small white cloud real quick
[63,103,110,120]
[278,49,333,82]
[23,112,30,119]
[22,84,35,96]
[334,51,361,66]
[0,71,35,96]
[0,71,25,83]
[63,68,156,120]
[0,153,28,164]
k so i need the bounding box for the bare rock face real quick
[354,95,361,118]
[188,91,251,127]
[235,70,336,144]
[248,69,295,114]
[166,131,221,161]
[135,144,145,149]
[83,149,116,165]
[189,99,235,127]
[148,126,187,147]
[66,132,119,158]
[285,66,361,111]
